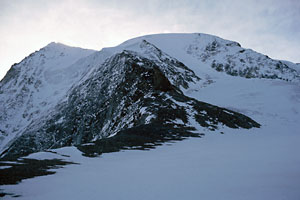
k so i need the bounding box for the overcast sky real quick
[0,0,299,80]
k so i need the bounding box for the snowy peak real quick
[2,32,298,159]
[136,33,300,82]
[44,41,70,48]
[42,42,69,51]
[1,42,96,88]
[3,50,260,158]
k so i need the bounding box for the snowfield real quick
[1,33,300,199]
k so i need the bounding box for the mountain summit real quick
[1,33,299,159]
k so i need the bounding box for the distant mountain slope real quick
[2,33,299,159]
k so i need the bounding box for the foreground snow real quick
[2,124,299,200]
[2,76,300,200]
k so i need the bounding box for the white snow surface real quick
[1,33,300,199]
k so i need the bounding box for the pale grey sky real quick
[0,0,299,80]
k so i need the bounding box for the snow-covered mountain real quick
[1,33,299,159]
[0,43,96,156]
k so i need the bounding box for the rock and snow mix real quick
[0,33,299,199]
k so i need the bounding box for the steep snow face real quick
[0,43,95,152]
